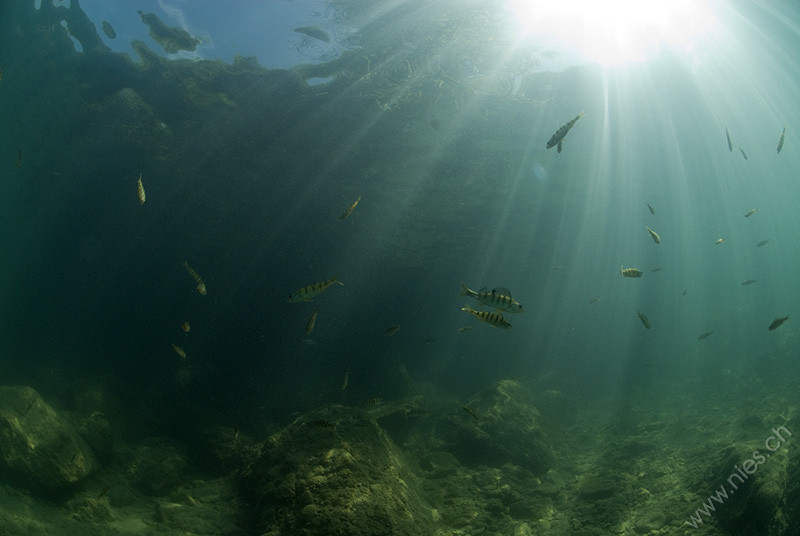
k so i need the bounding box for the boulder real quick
[695,441,789,535]
[0,386,96,492]
[245,405,435,536]
[437,380,554,474]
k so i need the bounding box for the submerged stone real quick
[245,405,435,535]
[0,386,96,492]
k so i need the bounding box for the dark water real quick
[1,1,800,531]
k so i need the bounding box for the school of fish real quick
[137,111,791,392]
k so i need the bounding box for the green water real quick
[0,1,798,534]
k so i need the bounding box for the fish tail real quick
[333,277,344,286]
[459,284,474,297]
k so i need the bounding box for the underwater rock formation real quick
[438,380,555,474]
[245,405,435,536]
[0,386,96,492]
[698,440,790,535]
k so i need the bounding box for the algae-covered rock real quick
[123,439,189,495]
[0,386,96,491]
[696,441,790,535]
[782,432,800,534]
[246,405,435,536]
[438,380,554,474]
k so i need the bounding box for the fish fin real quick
[492,287,512,296]
[460,284,472,296]
[478,287,490,293]
[557,140,563,153]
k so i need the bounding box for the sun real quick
[507,0,721,67]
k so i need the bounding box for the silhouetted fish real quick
[102,21,116,39]
[294,26,330,42]
[546,113,584,153]
[769,316,789,331]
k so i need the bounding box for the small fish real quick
[620,266,643,278]
[777,127,786,154]
[741,279,757,286]
[725,127,732,152]
[460,284,523,312]
[739,148,748,160]
[422,337,436,344]
[646,203,655,215]
[384,324,401,337]
[288,277,343,302]
[768,316,789,331]
[637,310,651,329]
[646,226,661,244]
[588,296,601,303]
[461,405,479,421]
[650,267,665,273]
[697,331,714,340]
[294,26,330,42]
[171,343,187,359]
[311,419,336,430]
[682,289,687,296]
[715,238,726,245]
[305,306,319,335]
[181,321,191,333]
[301,338,318,346]
[339,196,361,220]
[136,172,145,204]
[744,208,757,218]
[461,306,512,329]
[101,20,116,39]
[458,326,474,333]
[16,149,22,169]
[757,239,770,247]
[546,112,584,153]
[182,262,207,295]
[341,367,349,390]
[363,397,383,406]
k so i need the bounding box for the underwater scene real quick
[0,0,799,534]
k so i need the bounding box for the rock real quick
[122,439,188,495]
[0,386,96,492]
[696,442,789,535]
[437,380,554,474]
[634,508,665,533]
[153,478,243,535]
[75,411,113,460]
[245,405,435,535]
